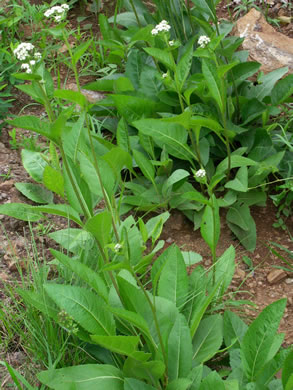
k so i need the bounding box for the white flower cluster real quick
[13,43,42,73]
[198,35,211,48]
[195,169,206,178]
[151,20,171,36]
[44,4,69,22]
[13,42,35,61]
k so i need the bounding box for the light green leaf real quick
[133,149,155,182]
[54,89,87,107]
[43,165,64,197]
[241,299,287,381]
[73,39,93,65]
[225,166,248,192]
[157,245,189,309]
[193,314,223,363]
[200,196,220,252]
[271,74,293,105]
[202,59,224,113]
[124,378,156,389]
[215,245,235,295]
[223,311,248,348]
[144,47,175,71]
[33,204,82,226]
[44,284,115,336]
[182,251,202,266]
[282,350,293,389]
[133,119,196,162]
[199,371,225,390]
[15,182,53,204]
[21,149,48,183]
[0,203,42,222]
[91,335,139,357]
[85,211,112,248]
[51,249,107,301]
[38,364,124,390]
[167,314,193,381]
[123,358,165,382]
[49,228,93,254]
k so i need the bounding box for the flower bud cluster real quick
[13,43,42,73]
[198,35,211,48]
[44,4,69,22]
[151,20,171,36]
[195,169,206,178]
[58,310,78,335]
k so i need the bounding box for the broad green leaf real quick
[167,314,193,381]
[91,335,139,357]
[79,153,115,198]
[38,364,124,390]
[162,169,190,197]
[200,196,220,252]
[193,314,223,363]
[0,203,42,222]
[166,378,192,390]
[145,212,170,239]
[241,299,287,381]
[215,245,235,296]
[44,284,115,336]
[144,47,175,71]
[8,116,55,142]
[14,183,53,204]
[133,119,196,162]
[49,228,93,254]
[257,349,291,387]
[85,211,112,248]
[43,165,64,197]
[199,371,225,390]
[54,89,87,107]
[183,190,211,206]
[133,149,155,182]
[241,98,266,125]
[73,39,93,65]
[21,149,48,183]
[189,276,224,338]
[33,204,82,226]
[282,349,293,389]
[253,67,288,101]
[215,155,257,176]
[51,249,107,301]
[113,95,160,122]
[188,365,203,390]
[225,166,248,192]
[226,204,256,252]
[158,245,189,309]
[182,251,202,266]
[108,11,146,27]
[124,378,157,390]
[230,62,261,85]
[285,375,293,390]
[177,37,196,89]
[125,48,147,90]
[17,289,59,320]
[123,357,165,382]
[271,74,293,105]
[103,146,133,177]
[107,306,153,342]
[202,59,224,113]
[12,72,42,81]
[223,311,248,348]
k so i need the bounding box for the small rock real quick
[233,9,293,73]
[287,296,293,305]
[235,267,246,279]
[267,269,287,284]
[66,83,105,103]
[0,272,9,281]
[0,179,14,191]
[285,278,293,285]
[166,237,173,244]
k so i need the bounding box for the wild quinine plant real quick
[85,4,293,252]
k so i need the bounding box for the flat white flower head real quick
[44,4,69,22]
[114,243,122,252]
[151,20,171,36]
[198,35,211,48]
[195,169,206,178]
[162,73,168,78]
[13,43,35,60]
[169,40,174,46]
